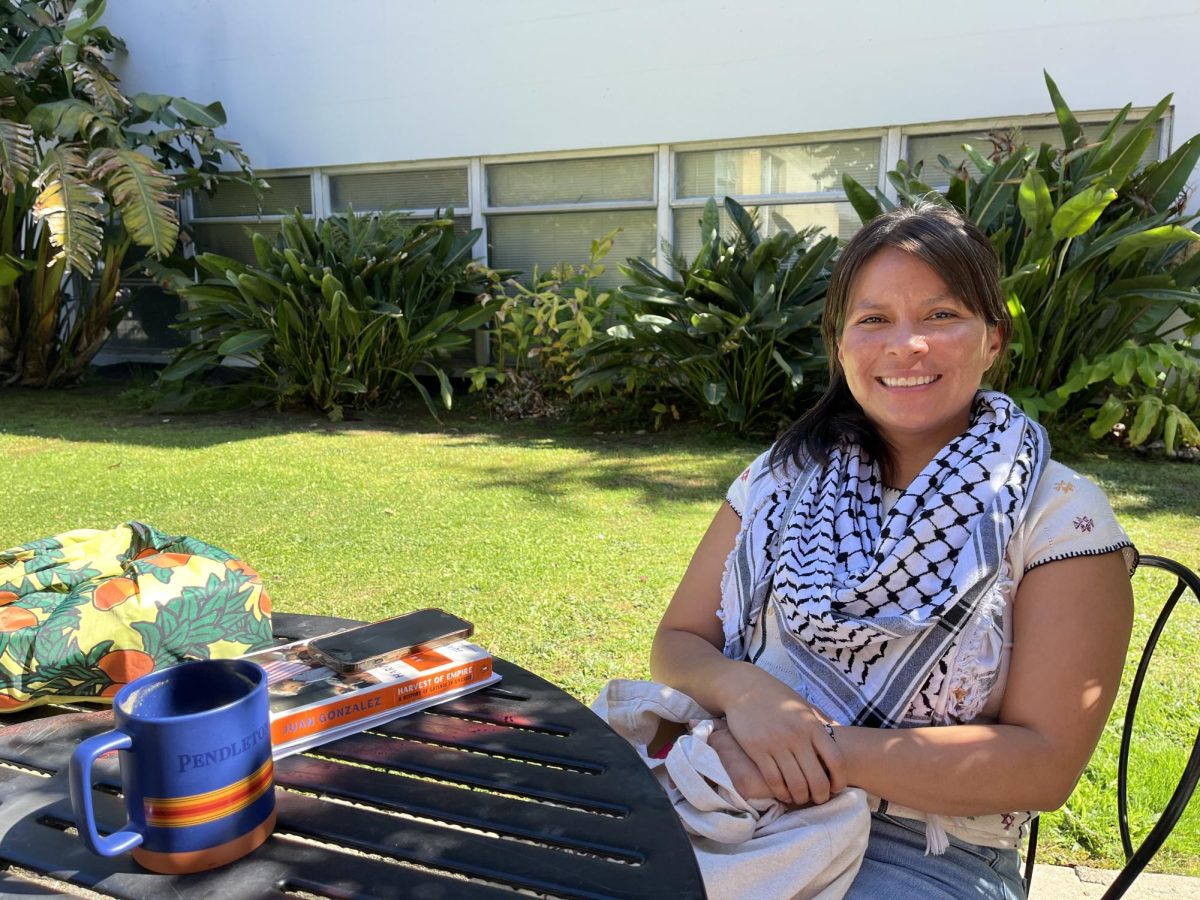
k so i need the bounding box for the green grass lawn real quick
[1,383,1197,875]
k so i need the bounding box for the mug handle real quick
[69,730,143,857]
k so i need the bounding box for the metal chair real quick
[1022,554,1200,898]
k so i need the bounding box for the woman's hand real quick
[717,664,845,806]
[650,503,845,806]
[707,719,775,803]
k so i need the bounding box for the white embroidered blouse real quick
[725,454,1136,849]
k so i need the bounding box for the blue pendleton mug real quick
[69,658,276,874]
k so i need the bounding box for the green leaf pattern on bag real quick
[0,522,274,712]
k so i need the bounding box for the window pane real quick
[191,222,280,263]
[676,139,879,200]
[330,168,468,213]
[671,202,857,263]
[192,175,312,217]
[487,210,655,287]
[488,156,654,207]
[907,120,1162,188]
[383,215,475,239]
[193,218,473,265]
[107,281,188,351]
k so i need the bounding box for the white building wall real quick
[102,0,1200,169]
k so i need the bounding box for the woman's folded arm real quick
[651,503,845,807]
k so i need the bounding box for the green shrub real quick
[844,72,1200,447]
[155,209,491,420]
[467,232,616,419]
[575,198,837,435]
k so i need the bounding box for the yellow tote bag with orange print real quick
[0,521,275,712]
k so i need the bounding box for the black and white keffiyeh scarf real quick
[719,390,1049,729]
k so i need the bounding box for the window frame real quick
[321,157,473,220]
[899,106,1172,189]
[481,146,660,276]
[183,168,318,268]
[185,168,318,227]
[669,126,888,214]
[666,128,887,271]
[482,146,660,215]
[179,108,1173,274]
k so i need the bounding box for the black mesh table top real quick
[0,613,705,899]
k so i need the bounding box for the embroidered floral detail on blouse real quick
[1001,813,1016,830]
[1073,515,1095,533]
[1053,480,1074,493]
[939,563,1011,724]
[740,468,751,482]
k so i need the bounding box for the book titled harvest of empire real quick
[240,635,500,758]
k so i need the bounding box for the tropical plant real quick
[467,231,616,418]
[843,72,1200,444]
[575,197,838,435]
[0,0,257,386]
[1074,340,1200,454]
[153,209,493,420]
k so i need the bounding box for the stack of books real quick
[242,634,499,758]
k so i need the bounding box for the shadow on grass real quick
[461,455,735,509]
[1063,453,1200,518]
[7,382,1193,514]
[0,382,760,508]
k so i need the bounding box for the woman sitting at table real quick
[651,203,1137,899]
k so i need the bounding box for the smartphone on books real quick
[308,608,473,674]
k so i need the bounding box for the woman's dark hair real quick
[770,201,1010,476]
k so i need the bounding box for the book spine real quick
[269,657,493,747]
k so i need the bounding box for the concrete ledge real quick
[1029,864,1200,899]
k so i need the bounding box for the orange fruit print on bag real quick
[0,522,275,712]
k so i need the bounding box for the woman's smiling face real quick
[837,246,1002,459]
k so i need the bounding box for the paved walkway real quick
[1030,864,1200,898]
